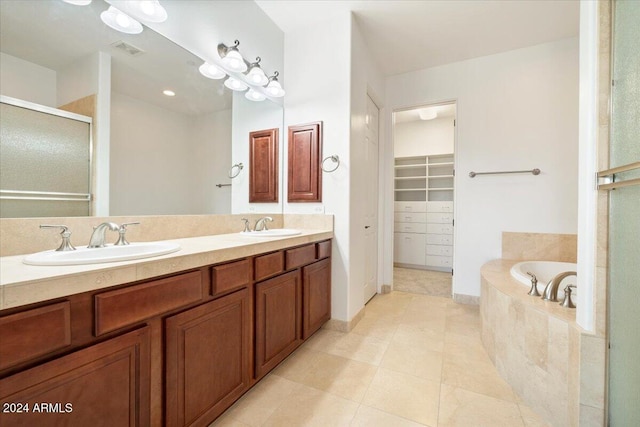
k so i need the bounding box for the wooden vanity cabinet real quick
[165,288,251,427]
[0,327,151,426]
[302,257,332,339]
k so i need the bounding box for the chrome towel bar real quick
[0,189,91,202]
[469,168,540,178]
[597,161,640,190]
[215,184,231,188]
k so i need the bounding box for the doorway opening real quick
[392,102,456,297]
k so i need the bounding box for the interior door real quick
[364,95,379,303]
[606,1,640,424]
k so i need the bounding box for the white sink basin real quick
[240,229,302,237]
[23,242,181,266]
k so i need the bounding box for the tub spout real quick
[542,271,576,302]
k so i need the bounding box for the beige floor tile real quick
[262,383,359,427]
[305,328,390,365]
[438,384,524,427]
[209,412,252,427]
[362,367,440,426]
[393,323,445,352]
[223,374,298,427]
[394,267,452,297]
[442,355,516,402]
[272,346,323,383]
[381,338,443,382]
[298,352,378,402]
[350,314,399,341]
[350,405,427,427]
[519,403,550,427]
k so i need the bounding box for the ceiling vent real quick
[110,40,145,57]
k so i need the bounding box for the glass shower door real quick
[606,0,640,425]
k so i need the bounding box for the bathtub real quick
[510,260,577,301]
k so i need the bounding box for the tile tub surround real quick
[481,259,582,426]
[502,232,578,263]
[0,218,333,310]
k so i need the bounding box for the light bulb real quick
[246,66,268,86]
[265,80,285,97]
[222,50,247,73]
[199,62,226,79]
[100,6,143,34]
[224,77,248,92]
[245,89,266,102]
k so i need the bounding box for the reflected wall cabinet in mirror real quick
[288,122,322,202]
[249,128,279,203]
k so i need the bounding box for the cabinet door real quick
[0,327,150,427]
[255,270,302,379]
[165,289,250,427]
[288,122,322,202]
[302,258,332,339]
[249,128,279,202]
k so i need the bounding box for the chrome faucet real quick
[254,216,273,231]
[88,222,120,248]
[542,271,577,302]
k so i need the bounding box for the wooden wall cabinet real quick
[249,128,279,203]
[288,122,322,202]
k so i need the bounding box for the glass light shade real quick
[265,80,285,97]
[246,65,268,86]
[222,50,247,72]
[245,89,266,102]
[199,62,226,79]
[224,77,248,92]
[116,0,168,23]
[162,89,175,97]
[100,6,143,34]
[62,0,92,5]
[418,109,437,120]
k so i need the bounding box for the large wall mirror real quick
[0,0,284,218]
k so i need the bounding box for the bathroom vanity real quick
[0,233,332,426]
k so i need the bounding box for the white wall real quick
[57,52,99,107]
[394,117,455,157]
[384,37,579,297]
[0,52,56,107]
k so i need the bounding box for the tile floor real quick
[211,291,549,427]
[393,268,452,297]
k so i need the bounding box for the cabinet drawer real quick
[426,213,453,224]
[254,252,284,282]
[394,222,427,233]
[426,244,452,256]
[426,224,453,235]
[394,212,427,223]
[285,244,317,270]
[0,301,71,371]
[427,201,453,213]
[95,271,204,336]
[394,201,427,213]
[426,234,453,245]
[393,233,426,266]
[426,255,453,268]
[213,259,252,295]
[316,240,331,260]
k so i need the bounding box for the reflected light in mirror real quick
[245,89,266,102]
[116,0,168,23]
[224,77,248,92]
[62,0,93,5]
[199,62,226,79]
[100,5,143,34]
[162,89,175,97]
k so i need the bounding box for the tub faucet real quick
[254,216,273,231]
[542,271,577,302]
[88,222,120,248]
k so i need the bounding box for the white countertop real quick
[0,230,333,310]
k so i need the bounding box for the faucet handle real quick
[560,285,576,308]
[114,222,140,246]
[241,218,251,233]
[525,272,540,296]
[40,225,76,251]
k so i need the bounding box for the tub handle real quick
[526,272,540,297]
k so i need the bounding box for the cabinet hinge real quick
[453,119,456,126]
[452,219,455,226]
[451,269,454,276]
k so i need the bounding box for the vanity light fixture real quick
[112,0,168,23]
[101,6,143,34]
[218,40,247,73]
[199,62,226,79]
[162,89,175,97]
[418,109,437,120]
[245,57,269,86]
[62,0,92,5]
[265,71,285,97]
[245,89,266,102]
[224,77,248,92]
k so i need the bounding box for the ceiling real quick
[255,0,580,76]
[395,103,456,124]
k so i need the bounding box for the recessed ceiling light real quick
[163,90,175,97]
[418,109,437,120]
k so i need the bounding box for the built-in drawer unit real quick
[0,301,71,371]
[426,255,453,268]
[394,201,427,213]
[394,212,427,223]
[426,234,453,246]
[427,201,453,212]
[393,233,426,266]
[426,213,453,224]
[394,222,427,234]
[285,244,317,270]
[254,252,284,282]
[316,240,332,260]
[427,224,453,235]
[426,245,453,256]
[94,271,204,336]
[212,259,252,295]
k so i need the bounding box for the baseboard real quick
[453,293,480,305]
[322,306,365,333]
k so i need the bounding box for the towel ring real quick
[228,163,244,179]
[321,155,340,173]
